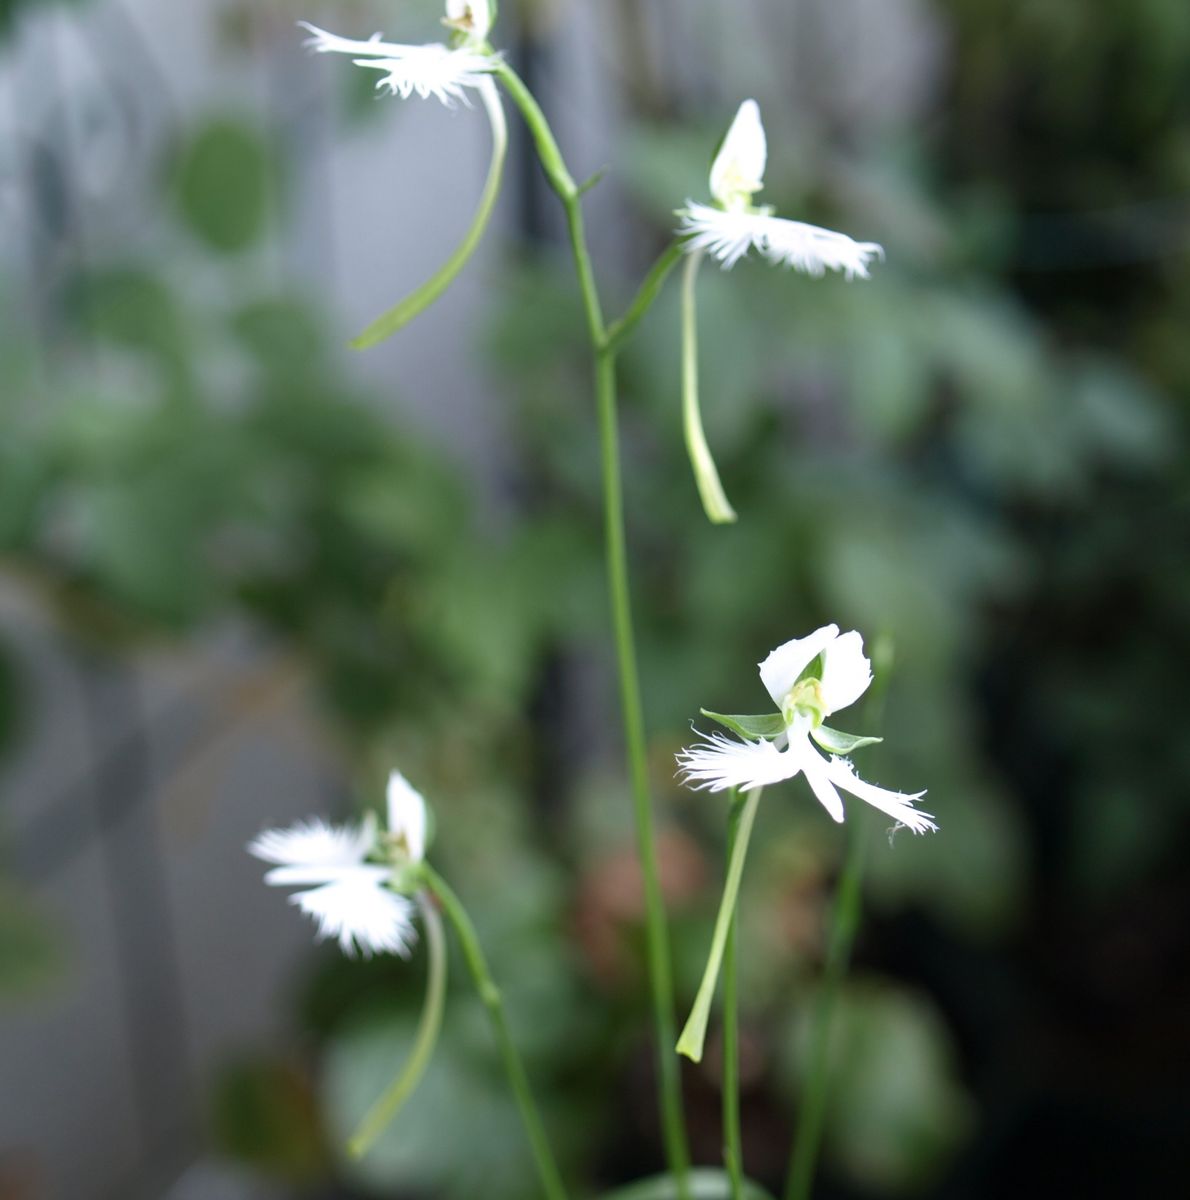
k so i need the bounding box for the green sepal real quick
[700,709,785,741]
[598,1167,776,1200]
[810,725,883,756]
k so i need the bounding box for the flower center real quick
[382,830,416,864]
[716,166,765,213]
[781,678,826,729]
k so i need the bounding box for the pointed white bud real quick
[710,99,767,211]
[386,770,428,864]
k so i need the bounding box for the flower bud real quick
[710,99,767,211]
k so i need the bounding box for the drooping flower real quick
[248,771,431,957]
[677,624,936,833]
[298,9,497,108]
[677,100,883,278]
[298,4,507,348]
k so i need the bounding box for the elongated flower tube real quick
[678,100,884,278]
[678,624,935,834]
[299,5,507,347]
[673,103,881,524]
[248,770,430,956]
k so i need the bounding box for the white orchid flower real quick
[678,100,883,278]
[298,3,507,348]
[248,771,431,957]
[299,18,497,108]
[678,624,936,834]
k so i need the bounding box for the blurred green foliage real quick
[2,0,1188,1195]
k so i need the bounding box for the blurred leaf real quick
[69,268,191,382]
[231,297,328,378]
[173,118,279,253]
[324,1011,534,1199]
[212,1056,329,1180]
[0,881,62,1000]
[785,975,974,1193]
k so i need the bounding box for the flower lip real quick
[293,877,418,957]
[248,812,419,956]
[298,20,498,108]
[677,625,934,833]
[352,44,497,106]
[678,204,884,278]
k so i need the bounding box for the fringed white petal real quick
[292,876,418,957]
[678,204,769,269]
[677,732,804,793]
[678,204,883,280]
[801,747,846,824]
[248,814,376,871]
[262,862,389,887]
[354,44,497,107]
[819,630,873,716]
[710,99,767,209]
[298,21,412,59]
[824,754,936,834]
[759,217,884,280]
[758,624,840,708]
[386,770,427,863]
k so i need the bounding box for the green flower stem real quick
[351,78,508,349]
[422,865,569,1200]
[782,820,868,1200]
[497,59,692,1198]
[491,62,577,201]
[348,894,447,1159]
[677,787,764,1063]
[595,348,691,1195]
[722,791,748,1200]
[680,251,737,525]
[606,241,685,352]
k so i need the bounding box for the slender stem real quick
[783,822,868,1200]
[423,865,569,1200]
[492,62,577,200]
[497,60,691,1195]
[348,894,447,1158]
[677,787,763,1062]
[606,241,684,352]
[596,348,691,1191]
[722,791,747,1200]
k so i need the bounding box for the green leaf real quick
[810,725,883,755]
[700,709,785,740]
[174,118,279,253]
[599,1168,776,1200]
